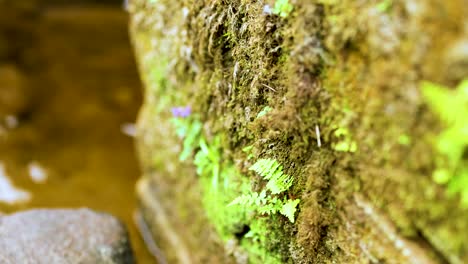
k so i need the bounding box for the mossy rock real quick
[129,0,468,263]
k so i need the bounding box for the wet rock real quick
[0,208,135,264]
[0,65,29,117]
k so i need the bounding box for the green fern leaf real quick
[231,158,301,222]
[249,159,282,180]
[250,159,293,194]
[421,79,468,207]
[280,199,300,223]
[228,194,253,207]
[421,81,460,124]
[266,173,293,194]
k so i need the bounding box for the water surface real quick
[0,5,154,263]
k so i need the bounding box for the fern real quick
[194,137,222,189]
[250,159,293,194]
[229,159,300,223]
[280,199,301,223]
[170,116,202,162]
[249,159,280,180]
[229,190,267,207]
[421,79,468,207]
[273,0,293,18]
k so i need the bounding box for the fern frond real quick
[258,204,278,215]
[421,81,455,124]
[178,120,202,161]
[231,158,300,222]
[228,192,256,207]
[249,159,280,179]
[266,173,293,194]
[250,159,293,194]
[194,149,209,175]
[228,194,254,207]
[228,190,269,207]
[249,159,282,180]
[279,199,300,223]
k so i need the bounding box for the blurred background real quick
[0,0,154,262]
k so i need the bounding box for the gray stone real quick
[0,208,135,264]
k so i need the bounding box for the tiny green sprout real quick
[170,108,202,162]
[194,137,222,189]
[333,127,358,152]
[334,141,357,152]
[273,0,293,18]
[256,106,272,119]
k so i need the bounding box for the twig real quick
[261,83,277,92]
[315,125,321,147]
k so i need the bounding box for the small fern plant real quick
[273,0,293,18]
[170,106,203,162]
[421,79,468,206]
[194,136,222,189]
[229,159,300,223]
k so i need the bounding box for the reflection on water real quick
[0,5,154,263]
[0,162,31,204]
[27,161,48,183]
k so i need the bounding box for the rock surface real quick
[129,0,468,263]
[0,208,135,264]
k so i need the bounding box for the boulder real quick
[0,208,135,264]
[129,0,468,263]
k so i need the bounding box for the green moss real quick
[197,140,250,240]
[241,218,283,264]
[171,114,286,262]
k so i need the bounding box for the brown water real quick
[0,6,154,263]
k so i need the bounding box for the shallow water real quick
[0,5,154,263]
